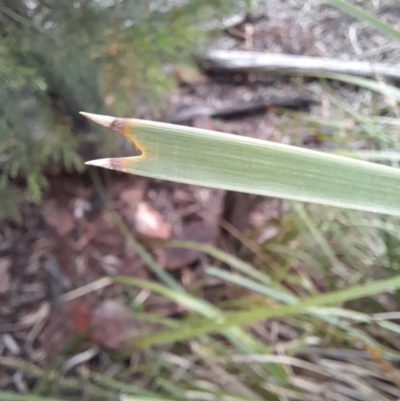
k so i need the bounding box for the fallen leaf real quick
[0,258,11,294]
[156,221,213,269]
[31,237,56,261]
[120,248,148,279]
[90,300,139,350]
[40,299,93,358]
[42,199,75,237]
[121,187,144,206]
[133,202,171,240]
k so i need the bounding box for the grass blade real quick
[0,392,66,401]
[326,0,400,41]
[90,170,183,292]
[81,113,400,217]
[114,276,288,381]
[134,274,400,346]
[310,73,400,100]
[160,240,273,285]
[121,397,179,401]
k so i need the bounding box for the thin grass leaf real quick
[206,266,400,331]
[113,276,288,382]
[90,373,157,397]
[121,397,179,401]
[161,240,273,285]
[292,202,344,276]
[113,276,217,317]
[90,170,182,292]
[206,267,296,304]
[155,378,188,400]
[314,73,400,101]
[0,392,65,401]
[81,112,400,217]
[326,0,400,41]
[134,274,400,346]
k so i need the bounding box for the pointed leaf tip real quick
[85,158,126,172]
[79,112,116,129]
[84,158,113,169]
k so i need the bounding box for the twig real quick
[170,97,317,123]
[197,50,400,80]
[60,277,114,304]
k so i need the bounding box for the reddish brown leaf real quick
[40,299,93,358]
[90,299,139,350]
[120,249,149,279]
[42,199,75,237]
[156,221,213,270]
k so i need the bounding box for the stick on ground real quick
[198,50,400,80]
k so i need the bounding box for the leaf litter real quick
[3,1,400,399]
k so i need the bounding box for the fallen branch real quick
[197,50,400,80]
[203,12,266,32]
[170,96,317,123]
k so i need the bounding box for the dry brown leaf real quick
[31,237,56,259]
[133,202,171,240]
[121,187,144,206]
[90,299,139,350]
[42,199,75,237]
[156,221,213,270]
[120,248,148,279]
[40,299,92,358]
[0,258,11,294]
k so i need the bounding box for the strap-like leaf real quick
[81,112,400,217]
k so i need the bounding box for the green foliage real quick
[0,0,241,217]
[327,0,400,40]
[83,112,400,217]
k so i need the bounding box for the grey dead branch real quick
[170,96,317,123]
[197,49,400,80]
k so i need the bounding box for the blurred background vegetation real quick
[0,0,245,219]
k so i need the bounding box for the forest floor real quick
[2,1,400,399]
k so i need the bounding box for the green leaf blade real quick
[82,113,400,217]
[135,274,400,347]
[327,0,400,41]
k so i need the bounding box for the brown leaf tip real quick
[110,158,124,171]
[80,112,130,136]
[80,112,114,128]
[85,157,126,172]
[110,118,130,136]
